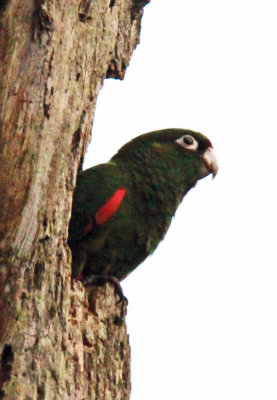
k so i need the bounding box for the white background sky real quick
[83,1,277,399]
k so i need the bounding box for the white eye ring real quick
[176,135,198,151]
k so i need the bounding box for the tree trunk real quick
[0,0,149,398]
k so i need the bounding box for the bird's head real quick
[113,128,218,184]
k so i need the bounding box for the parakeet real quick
[68,128,218,286]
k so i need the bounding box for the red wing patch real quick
[95,188,126,225]
[82,188,126,235]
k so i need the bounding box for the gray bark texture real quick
[0,0,149,398]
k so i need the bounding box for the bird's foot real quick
[82,274,128,305]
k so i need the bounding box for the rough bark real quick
[0,0,149,398]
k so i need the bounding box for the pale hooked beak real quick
[202,147,218,178]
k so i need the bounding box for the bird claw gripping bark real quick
[83,274,128,305]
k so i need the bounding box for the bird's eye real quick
[182,136,194,145]
[176,135,198,151]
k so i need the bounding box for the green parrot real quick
[68,128,218,289]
